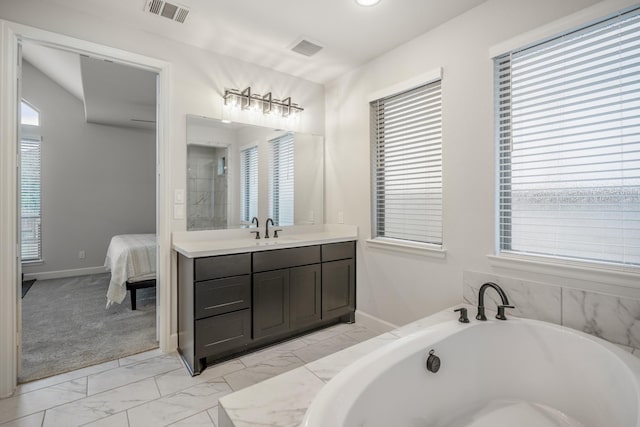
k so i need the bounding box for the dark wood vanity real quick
[177,241,356,375]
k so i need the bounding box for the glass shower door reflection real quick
[187,145,228,230]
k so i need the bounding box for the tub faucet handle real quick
[454,307,469,323]
[496,304,515,320]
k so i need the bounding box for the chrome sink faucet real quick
[476,282,514,321]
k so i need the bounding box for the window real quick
[269,132,294,226]
[240,145,258,222]
[20,100,42,262]
[495,7,640,266]
[21,100,39,126]
[371,79,443,245]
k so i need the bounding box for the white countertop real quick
[217,305,472,427]
[172,224,358,258]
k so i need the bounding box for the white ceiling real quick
[46,0,488,84]
[80,56,156,129]
[22,41,157,130]
[21,0,488,129]
[22,43,84,102]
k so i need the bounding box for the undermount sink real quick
[254,236,298,246]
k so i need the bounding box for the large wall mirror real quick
[186,115,324,230]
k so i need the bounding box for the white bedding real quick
[104,234,156,307]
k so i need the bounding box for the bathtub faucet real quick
[476,282,514,321]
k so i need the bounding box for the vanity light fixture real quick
[355,0,381,6]
[224,87,304,118]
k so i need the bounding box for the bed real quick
[104,234,156,310]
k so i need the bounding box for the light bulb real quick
[355,0,381,6]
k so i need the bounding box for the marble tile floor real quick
[0,322,378,427]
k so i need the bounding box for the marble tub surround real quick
[218,306,474,427]
[173,224,358,257]
[219,304,640,427]
[463,271,562,324]
[0,321,375,427]
[562,288,640,349]
[463,270,640,348]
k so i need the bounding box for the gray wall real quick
[22,60,156,276]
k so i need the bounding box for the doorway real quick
[17,40,160,382]
[0,21,172,397]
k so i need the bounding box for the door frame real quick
[0,19,173,397]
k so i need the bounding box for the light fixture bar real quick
[223,86,304,118]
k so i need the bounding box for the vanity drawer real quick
[322,241,355,262]
[195,253,251,281]
[195,275,251,319]
[252,245,321,272]
[195,309,251,358]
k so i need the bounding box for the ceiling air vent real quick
[291,39,323,57]
[145,0,190,24]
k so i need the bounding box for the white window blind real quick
[371,80,443,244]
[240,146,258,222]
[496,7,640,266]
[269,132,294,226]
[20,137,42,262]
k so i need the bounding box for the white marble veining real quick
[464,270,640,349]
[220,367,325,427]
[305,333,398,382]
[172,224,357,258]
[83,412,130,427]
[14,360,118,396]
[563,288,640,348]
[6,289,639,427]
[207,407,219,426]
[463,270,562,324]
[42,378,160,427]
[169,411,216,427]
[127,379,230,427]
[0,322,375,427]
[87,353,182,396]
[155,360,245,397]
[223,355,305,391]
[0,378,87,424]
[219,302,640,427]
[298,322,353,344]
[294,333,359,363]
[238,338,307,368]
[0,412,44,427]
[118,348,164,367]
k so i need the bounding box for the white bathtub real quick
[302,315,640,427]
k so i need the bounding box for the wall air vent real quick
[145,0,190,24]
[291,39,323,57]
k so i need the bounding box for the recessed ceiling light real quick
[355,0,381,6]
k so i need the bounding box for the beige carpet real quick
[20,273,157,383]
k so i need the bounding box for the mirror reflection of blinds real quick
[270,132,294,226]
[496,6,640,266]
[240,146,258,222]
[21,137,42,262]
[371,80,443,244]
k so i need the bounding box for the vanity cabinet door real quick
[253,269,290,339]
[322,258,355,319]
[290,264,321,330]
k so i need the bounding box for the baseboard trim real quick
[166,333,178,353]
[23,266,107,281]
[354,310,398,334]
